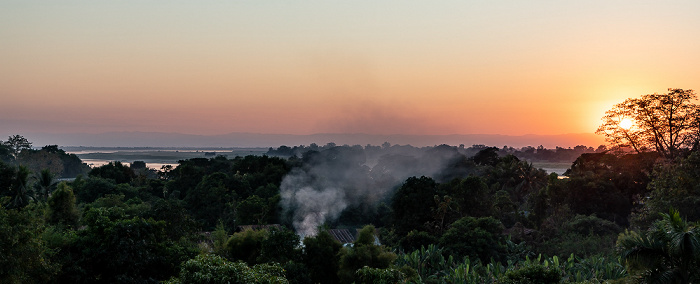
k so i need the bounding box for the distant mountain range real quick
[17,131,606,149]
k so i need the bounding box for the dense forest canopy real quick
[3,124,700,283]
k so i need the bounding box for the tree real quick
[64,207,194,283]
[303,230,343,284]
[337,225,397,284]
[391,176,438,236]
[440,176,492,218]
[439,216,507,263]
[7,166,32,209]
[258,227,301,264]
[88,161,135,184]
[73,176,117,204]
[34,169,57,202]
[47,182,79,228]
[0,204,57,283]
[184,172,236,230]
[618,209,700,284]
[597,88,700,158]
[355,266,405,284]
[634,151,700,227]
[0,144,13,163]
[168,254,288,284]
[3,135,32,161]
[472,147,500,166]
[237,195,270,225]
[0,162,15,199]
[225,229,268,265]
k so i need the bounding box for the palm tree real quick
[8,166,33,209]
[34,169,57,202]
[514,161,547,202]
[618,209,700,284]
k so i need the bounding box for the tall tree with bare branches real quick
[597,88,700,159]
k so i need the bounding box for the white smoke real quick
[279,144,471,237]
[281,183,348,237]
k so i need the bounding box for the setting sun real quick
[619,118,634,130]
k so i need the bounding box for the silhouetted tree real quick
[391,176,438,236]
[597,88,700,158]
[3,135,32,161]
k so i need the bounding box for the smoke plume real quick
[279,144,470,237]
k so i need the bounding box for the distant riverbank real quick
[66,147,268,169]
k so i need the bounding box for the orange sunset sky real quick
[2,1,699,138]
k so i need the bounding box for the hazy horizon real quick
[2,130,606,149]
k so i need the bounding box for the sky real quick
[2,1,700,137]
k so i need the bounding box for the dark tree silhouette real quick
[597,88,700,158]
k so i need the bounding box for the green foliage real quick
[34,169,57,202]
[225,228,268,264]
[0,204,57,283]
[73,176,118,204]
[441,176,492,218]
[86,193,150,221]
[355,266,405,284]
[396,245,627,283]
[565,214,622,236]
[47,182,79,228]
[394,244,457,281]
[6,165,32,209]
[259,227,301,263]
[399,230,438,252]
[618,209,700,283]
[556,152,657,226]
[502,263,561,284]
[237,194,271,225]
[280,260,312,284]
[59,207,196,283]
[634,151,700,228]
[536,214,621,257]
[144,198,200,241]
[88,161,135,184]
[391,176,438,236]
[210,220,229,255]
[439,216,507,263]
[302,230,342,284]
[184,172,237,230]
[0,161,14,196]
[0,139,658,283]
[338,225,397,284]
[170,254,288,284]
[0,143,13,163]
[230,155,290,194]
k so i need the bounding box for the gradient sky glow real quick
[2,1,700,136]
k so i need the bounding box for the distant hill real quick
[17,131,605,149]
